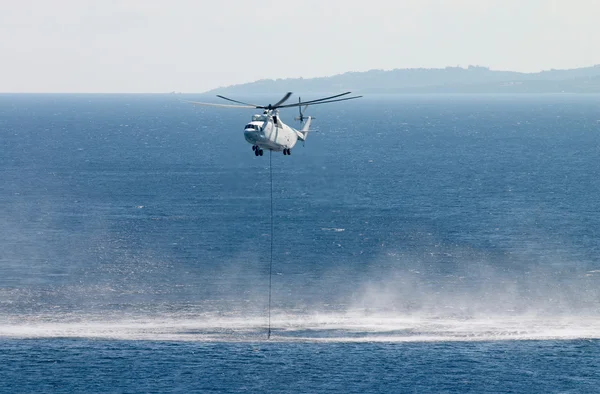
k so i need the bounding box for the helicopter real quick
[183,92,361,156]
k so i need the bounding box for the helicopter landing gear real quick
[283,148,291,155]
[252,145,256,151]
[254,148,263,156]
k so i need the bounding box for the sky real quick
[1,0,599,93]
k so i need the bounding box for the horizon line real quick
[2,63,600,95]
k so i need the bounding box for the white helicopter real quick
[184,92,361,156]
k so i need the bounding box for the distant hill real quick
[206,65,600,94]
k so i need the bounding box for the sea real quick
[1,93,599,392]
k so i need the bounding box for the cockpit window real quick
[245,124,259,130]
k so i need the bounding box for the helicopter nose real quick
[244,129,257,143]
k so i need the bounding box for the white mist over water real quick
[2,238,598,343]
[1,312,599,342]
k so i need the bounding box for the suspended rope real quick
[267,149,274,340]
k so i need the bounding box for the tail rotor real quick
[294,97,313,123]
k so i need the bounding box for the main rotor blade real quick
[291,92,352,106]
[216,95,260,107]
[271,92,293,108]
[278,95,362,108]
[181,100,256,109]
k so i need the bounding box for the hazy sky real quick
[2,0,599,93]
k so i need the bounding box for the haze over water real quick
[1,94,599,392]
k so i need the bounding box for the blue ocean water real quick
[1,94,600,392]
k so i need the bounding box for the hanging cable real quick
[267,149,273,340]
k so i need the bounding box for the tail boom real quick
[297,116,312,141]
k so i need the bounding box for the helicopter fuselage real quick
[244,111,306,154]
